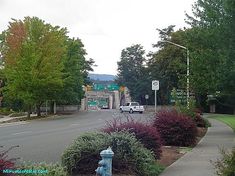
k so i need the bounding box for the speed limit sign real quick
[152,80,159,90]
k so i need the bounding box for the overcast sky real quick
[0,0,196,75]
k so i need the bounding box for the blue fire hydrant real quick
[95,147,114,176]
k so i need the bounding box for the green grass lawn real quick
[209,114,235,132]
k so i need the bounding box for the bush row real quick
[1,131,163,176]
[177,102,211,128]
[1,107,209,176]
[61,107,205,175]
[19,163,67,176]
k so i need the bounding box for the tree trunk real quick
[53,101,57,114]
[27,105,31,118]
[49,101,54,114]
[36,102,43,116]
[27,111,30,118]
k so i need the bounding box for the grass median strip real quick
[209,114,235,132]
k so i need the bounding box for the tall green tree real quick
[148,26,188,104]
[81,58,95,86]
[186,0,235,112]
[0,17,67,117]
[116,44,147,103]
[58,38,89,105]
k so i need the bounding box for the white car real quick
[120,102,144,113]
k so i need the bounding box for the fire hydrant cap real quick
[100,147,114,157]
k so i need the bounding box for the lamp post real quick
[162,40,190,109]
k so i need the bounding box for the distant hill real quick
[88,73,116,81]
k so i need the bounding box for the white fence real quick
[40,105,80,113]
[144,105,174,112]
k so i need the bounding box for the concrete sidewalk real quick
[160,118,235,176]
[0,114,38,123]
[0,115,21,123]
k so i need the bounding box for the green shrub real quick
[61,131,163,176]
[0,108,14,116]
[201,117,211,128]
[109,131,163,175]
[19,162,68,176]
[214,148,235,176]
[61,132,108,174]
[9,112,27,117]
[177,101,211,128]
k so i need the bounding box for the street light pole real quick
[162,40,190,109]
[186,49,190,109]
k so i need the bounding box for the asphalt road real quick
[0,110,154,164]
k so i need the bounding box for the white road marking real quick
[0,121,29,128]
[69,123,80,126]
[12,131,32,135]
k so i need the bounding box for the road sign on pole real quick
[154,90,157,113]
[152,80,159,113]
[145,94,149,99]
[152,80,159,90]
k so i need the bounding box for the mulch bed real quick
[158,127,207,167]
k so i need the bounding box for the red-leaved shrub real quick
[194,108,203,115]
[154,109,197,146]
[194,113,206,127]
[179,107,209,127]
[0,145,19,176]
[102,118,162,159]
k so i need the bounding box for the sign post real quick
[152,80,159,113]
[145,94,149,109]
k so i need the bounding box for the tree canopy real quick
[1,17,66,116]
[148,26,188,104]
[116,0,235,112]
[185,0,235,112]
[58,38,87,105]
[0,17,95,116]
[116,44,148,103]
